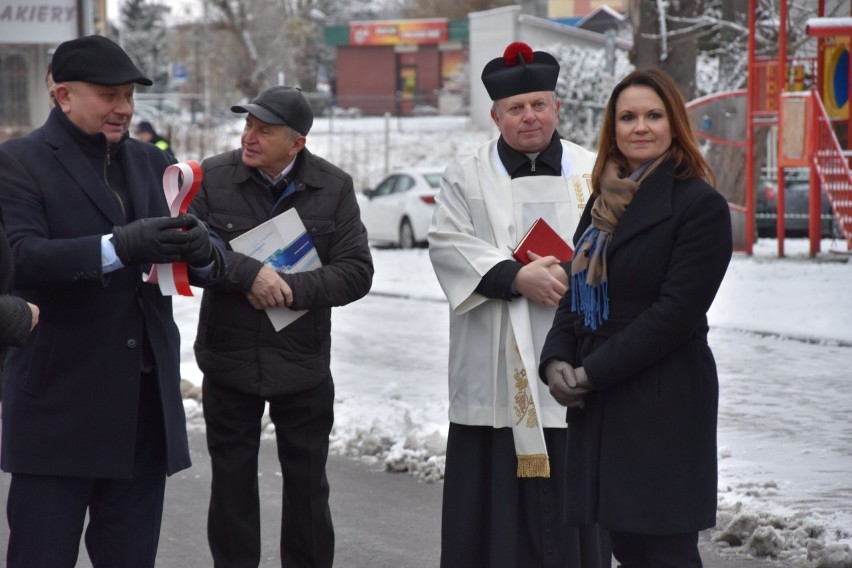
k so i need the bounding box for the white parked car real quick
[359,168,443,248]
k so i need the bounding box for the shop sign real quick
[350,19,448,46]
[0,0,77,44]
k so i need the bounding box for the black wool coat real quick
[539,160,732,535]
[0,110,225,478]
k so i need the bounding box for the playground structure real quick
[745,0,852,256]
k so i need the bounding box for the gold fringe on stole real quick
[516,454,551,478]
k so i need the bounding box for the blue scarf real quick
[571,225,611,329]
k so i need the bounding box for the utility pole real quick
[77,0,94,36]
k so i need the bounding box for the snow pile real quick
[714,508,852,567]
[331,382,447,483]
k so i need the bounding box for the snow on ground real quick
[175,238,852,566]
[171,116,852,566]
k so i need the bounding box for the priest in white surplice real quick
[428,42,610,568]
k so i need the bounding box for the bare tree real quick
[630,0,833,96]
[628,0,703,99]
[204,0,329,96]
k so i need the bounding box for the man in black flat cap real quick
[0,34,226,568]
[190,85,372,567]
[428,42,610,567]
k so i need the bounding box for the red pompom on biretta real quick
[503,42,534,67]
[481,42,560,101]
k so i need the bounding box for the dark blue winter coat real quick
[0,108,224,478]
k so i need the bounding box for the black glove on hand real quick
[179,214,214,267]
[112,216,192,265]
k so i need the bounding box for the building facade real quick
[324,18,468,117]
[0,0,105,141]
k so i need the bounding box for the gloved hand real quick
[112,216,193,265]
[545,360,594,408]
[179,214,214,267]
[566,365,594,389]
[544,360,573,387]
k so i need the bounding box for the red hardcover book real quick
[511,218,573,264]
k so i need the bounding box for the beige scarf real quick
[570,157,664,329]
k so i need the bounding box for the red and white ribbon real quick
[144,160,203,296]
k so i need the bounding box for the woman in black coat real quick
[538,69,732,567]
[0,204,38,400]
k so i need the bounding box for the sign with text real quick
[0,0,77,43]
[349,19,447,46]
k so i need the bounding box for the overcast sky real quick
[107,0,201,25]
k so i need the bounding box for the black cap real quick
[481,42,559,101]
[231,86,313,136]
[52,35,152,86]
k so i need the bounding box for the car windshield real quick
[423,173,442,189]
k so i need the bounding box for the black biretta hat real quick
[481,42,559,101]
[231,86,314,136]
[52,35,152,86]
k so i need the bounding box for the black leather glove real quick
[111,216,192,265]
[179,214,214,267]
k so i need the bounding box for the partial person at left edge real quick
[0,35,226,568]
[0,193,39,402]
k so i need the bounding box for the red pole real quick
[745,0,756,256]
[809,0,826,256]
[808,93,821,256]
[776,0,788,257]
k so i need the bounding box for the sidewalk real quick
[1,429,795,567]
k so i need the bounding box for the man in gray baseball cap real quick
[231,85,314,136]
[0,34,225,567]
[191,87,372,567]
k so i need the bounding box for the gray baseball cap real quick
[231,86,313,135]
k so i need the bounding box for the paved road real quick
[0,429,791,567]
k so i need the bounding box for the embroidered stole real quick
[476,143,581,478]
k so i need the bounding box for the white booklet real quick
[229,208,322,331]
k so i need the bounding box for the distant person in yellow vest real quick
[134,120,176,162]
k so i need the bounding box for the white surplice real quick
[428,137,595,476]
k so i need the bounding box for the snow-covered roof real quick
[806,17,852,37]
[576,5,627,28]
[517,14,632,50]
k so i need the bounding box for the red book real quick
[511,218,573,264]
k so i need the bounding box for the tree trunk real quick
[628,0,701,100]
